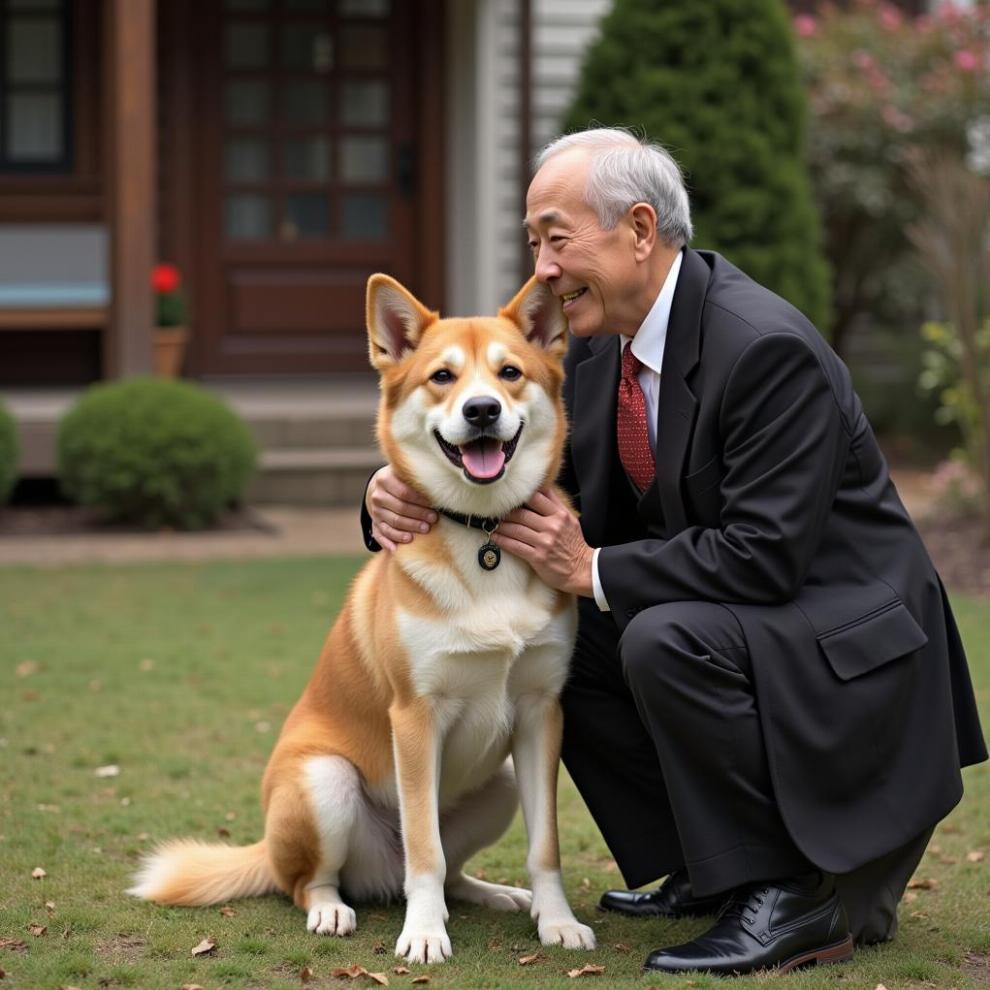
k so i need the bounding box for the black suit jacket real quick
[561,248,986,872]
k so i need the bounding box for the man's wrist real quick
[569,545,596,599]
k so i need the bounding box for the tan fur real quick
[130,274,593,960]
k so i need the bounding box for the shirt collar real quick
[620,249,684,374]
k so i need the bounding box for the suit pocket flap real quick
[818,600,928,681]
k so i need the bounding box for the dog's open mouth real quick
[434,424,523,484]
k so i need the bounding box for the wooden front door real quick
[192,0,441,376]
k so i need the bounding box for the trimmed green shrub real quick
[562,0,831,333]
[0,399,18,504]
[58,376,257,530]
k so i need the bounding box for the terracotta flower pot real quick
[154,326,189,377]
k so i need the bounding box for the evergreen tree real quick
[563,0,830,332]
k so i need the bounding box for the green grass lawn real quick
[1,558,987,990]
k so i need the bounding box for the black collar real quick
[437,508,501,533]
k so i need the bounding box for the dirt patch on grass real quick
[94,934,147,962]
[962,951,990,986]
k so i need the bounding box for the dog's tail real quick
[127,839,277,906]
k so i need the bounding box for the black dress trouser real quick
[560,596,930,944]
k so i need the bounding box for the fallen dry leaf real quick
[0,939,27,953]
[967,850,985,863]
[16,660,38,678]
[300,966,314,983]
[518,953,542,965]
[139,658,155,672]
[219,905,236,917]
[180,985,205,990]
[28,924,46,938]
[612,942,631,952]
[580,877,591,890]
[94,765,120,779]
[330,966,389,985]
[333,965,366,978]
[904,891,919,903]
[31,867,47,879]
[58,986,82,990]
[45,901,55,912]
[393,966,410,975]
[567,964,605,978]
[907,877,939,890]
[875,984,889,990]
[411,979,430,986]
[191,937,216,956]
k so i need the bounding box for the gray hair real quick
[535,128,693,247]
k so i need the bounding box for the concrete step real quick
[1,379,383,507]
[250,448,382,506]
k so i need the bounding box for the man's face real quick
[524,150,644,337]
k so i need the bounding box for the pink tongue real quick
[460,437,506,479]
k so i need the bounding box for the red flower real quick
[152,263,181,295]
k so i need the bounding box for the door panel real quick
[194,0,434,375]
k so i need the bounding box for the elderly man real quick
[363,128,986,976]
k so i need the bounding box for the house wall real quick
[495,0,610,308]
[446,0,608,318]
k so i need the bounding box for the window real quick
[0,0,72,173]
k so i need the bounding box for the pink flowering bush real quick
[795,1,990,359]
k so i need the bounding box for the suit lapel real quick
[571,335,619,547]
[656,249,709,532]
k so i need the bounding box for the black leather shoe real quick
[642,872,854,976]
[598,869,729,918]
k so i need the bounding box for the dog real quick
[129,274,596,963]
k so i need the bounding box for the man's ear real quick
[499,276,568,357]
[366,274,438,369]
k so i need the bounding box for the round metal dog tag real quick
[478,542,501,571]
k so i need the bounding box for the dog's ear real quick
[499,277,568,357]
[366,274,438,369]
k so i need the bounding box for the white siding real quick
[448,0,609,315]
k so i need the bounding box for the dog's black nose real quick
[463,396,501,429]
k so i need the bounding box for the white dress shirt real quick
[591,250,683,612]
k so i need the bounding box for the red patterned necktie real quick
[616,343,655,491]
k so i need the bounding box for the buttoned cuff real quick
[591,547,611,612]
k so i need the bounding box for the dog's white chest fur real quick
[394,519,576,806]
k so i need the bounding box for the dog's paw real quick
[538,918,597,950]
[307,902,357,936]
[394,929,452,964]
[446,874,533,912]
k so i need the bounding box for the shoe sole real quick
[642,934,855,977]
[777,934,855,974]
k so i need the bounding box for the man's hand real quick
[492,488,595,597]
[366,465,437,552]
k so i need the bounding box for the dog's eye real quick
[499,365,522,382]
[430,368,454,385]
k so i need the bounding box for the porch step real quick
[251,447,381,506]
[1,379,383,507]
[217,379,381,506]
